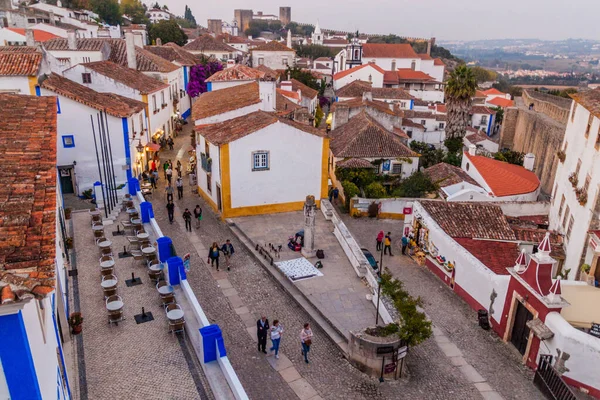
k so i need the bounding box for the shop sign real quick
[376,346,394,355]
[384,362,397,374]
[590,323,600,338]
[396,346,408,360]
[403,207,412,215]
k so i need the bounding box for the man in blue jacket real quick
[221,239,235,271]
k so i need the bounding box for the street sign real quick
[377,346,394,355]
[590,322,600,338]
[384,362,397,374]
[397,346,408,360]
[183,253,191,272]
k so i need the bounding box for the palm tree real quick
[445,65,477,139]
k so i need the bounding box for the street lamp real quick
[136,139,144,154]
[376,236,384,325]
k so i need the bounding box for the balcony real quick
[200,153,212,173]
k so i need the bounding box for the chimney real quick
[67,30,77,50]
[362,91,373,102]
[49,10,56,26]
[468,144,477,156]
[133,32,144,47]
[25,28,35,46]
[125,31,137,70]
[286,29,292,49]
[281,80,292,92]
[523,153,535,171]
[156,37,162,46]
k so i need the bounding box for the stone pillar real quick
[301,195,317,258]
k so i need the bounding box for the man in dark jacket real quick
[166,201,175,224]
[256,315,270,353]
[221,240,235,271]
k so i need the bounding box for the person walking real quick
[163,160,169,179]
[166,165,173,185]
[207,242,221,271]
[166,201,175,224]
[149,173,157,189]
[256,315,270,354]
[401,235,409,255]
[176,176,184,199]
[152,168,159,183]
[270,320,283,359]
[328,187,334,203]
[300,323,313,364]
[182,208,192,232]
[384,232,393,256]
[168,136,174,150]
[332,187,339,204]
[150,159,156,173]
[376,230,384,251]
[165,183,174,202]
[193,205,202,229]
[176,160,182,177]
[220,239,235,271]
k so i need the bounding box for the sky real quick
[154,0,600,41]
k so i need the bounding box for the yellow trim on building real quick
[141,94,151,133]
[197,186,219,213]
[28,76,37,95]
[224,201,312,218]
[320,137,330,200]
[220,144,232,215]
[378,212,405,220]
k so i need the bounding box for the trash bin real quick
[478,309,490,330]
[200,324,225,363]
[157,237,173,262]
[139,201,153,223]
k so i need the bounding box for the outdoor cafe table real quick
[106,300,124,311]
[142,246,156,255]
[98,240,112,249]
[131,218,142,224]
[149,263,163,272]
[101,279,117,289]
[158,285,174,295]
[100,260,115,269]
[126,208,138,214]
[89,210,101,216]
[92,225,105,231]
[167,309,184,321]
[137,232,150,240]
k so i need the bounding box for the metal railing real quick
[533,355,577,400]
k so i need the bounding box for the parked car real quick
[361,248,378,271]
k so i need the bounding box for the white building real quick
[194,110,329,218]
[470,105,496,135]
[147,8,172,24]
[279,79,318,114]
[464,127,499,154]
[250,40,295,70]
[336,80,414,110]
[332,63,384,90]
[183,34,238,61]
[311,20,323,46]
[461,146,541,202]
[39,73,147,194]
[216,33,248,54]
[384,69,444,103]
[549,89,600,281]
[0,46,52,95]
[0,27,59,45]
[0,94,72,400]
[205,64,267,92]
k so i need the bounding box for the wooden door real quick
[510,302,533,355]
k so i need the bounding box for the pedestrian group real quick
[256,316,314,363]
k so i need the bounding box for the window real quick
[62,135,75,148]
[391,60,396,71]
[391,163,402,174]
[421,120,426,125]
[206,173,212,193]
[596,126,600,149]
[562,206,570,229]
[354,49,359,59]
[406,130,412,138]
[439,123,444,129]
[481,115,488,125]
[204,140,210,157]
[28,18,35,23]
[282,57,288,66]
[152,95,157,112]
[139,114,144,132]
[410,60,416,70]
[81,73,91,83]
[258,57,264,65]
[466,162,470,171]
[82,57,90,63]
[584,174,591,193]
[571,103,577,122]
[586,114,593,136]
[575,159,582,177]
[252,151,269,171]
[161,91,165,108]
[567,215,574,239]
[558,195,565,217]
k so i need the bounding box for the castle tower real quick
[279,7,291,25]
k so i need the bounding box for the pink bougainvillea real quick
[186,61,223,98]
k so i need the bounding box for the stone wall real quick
[522,89,572,124]
[348,330,403,379]
[499,107,566,195]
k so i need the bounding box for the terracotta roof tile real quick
[483,88,505,96]
[401,119,425,129]
[195,110,324,145]
[454,238,518,275]
[416,53,433,60]
[0,49,42,76]
[40,73,145,118]
[331,97,398,116]
[206,64,264,82]
[6,28,59,42]
[0,46,39,53]
[144,43,202,66]
[336,158,375,169]
[277,88,300,101]
[471,105,496,115]
[487,97,514,108]
[251,40,294,52]
[465,129,497,144]
[433,58,445,66]
[291,78,318,99]
[474,90,487,98]
[333,63,385,80]
[0,94,57,304]
[330,112,417,158]
[216,33,248,44]
[362,43,418,59]
[254,64,279,80]
[276,91,301,115]
[571,88,600,118]
[419,201,516,240]
[184,34,237,52]
[423,163,480,188]
[463,152,540,197]
[44,37,109,51]
[81,61,168,94]
[395,69,436,82]
[192,82,260,121]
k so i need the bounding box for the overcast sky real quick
[156,0,600,41]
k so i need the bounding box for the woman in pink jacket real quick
[376,231,384,251]
[300,323,313,364]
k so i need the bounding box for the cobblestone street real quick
[141,125,493,400]
[339,214,545,400]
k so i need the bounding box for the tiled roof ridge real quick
[82,60,169,94]
[251,40,294,52]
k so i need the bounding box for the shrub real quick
[341,180,359,209]
[364,182,387,198]
[392,172,438,198]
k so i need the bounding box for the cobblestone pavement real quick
[70,211,213,400]
[339,214,545,400]
[144,126,488,400]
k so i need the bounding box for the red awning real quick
[146,143,161,152]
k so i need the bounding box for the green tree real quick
[120,0,148,24]
[148,20,187,46]
[409,141,444,169]
[365,182,387,198]
[183,5,197,28]
[341,181,360,209]
[90,0,121,25]
[445,65,477,139]
[494,149,525,165]
[285,66,318,90]
[294,44,336,59]
[443,151,462,167]
[314,103,324,127]
[335,167,376,189]
[491,106,504,124]
[470,66,498,83]
[392,171,437,198]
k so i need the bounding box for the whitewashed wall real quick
[45,49,104,71]
[195,103,261,125]
[0,75,32,94]
[251,50,295,70]
[334,66,384,90]
[196,137,222,209]
[209,80,252,91]
[364,57,421,71]
[409,89,444,103]
[228,122,323,208]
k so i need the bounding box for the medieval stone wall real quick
[522,90,571,124]
[499,106,566,195]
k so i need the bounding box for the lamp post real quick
[375,237,384,325]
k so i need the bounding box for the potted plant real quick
[64,207,72,220]
[556,150,566,163]
[581,264,591,274]
[578,190,588,205]
[568,173,578,187]
[68,312,84,335]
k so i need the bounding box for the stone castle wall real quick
[522,89,571,124]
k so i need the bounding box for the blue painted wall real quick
[0,311,42,399]
[122,118,133,180]
[486,114,493,136]
[183,66,188,91]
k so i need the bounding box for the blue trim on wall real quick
[183,66,188,91]
[410,99,414,110]
[0,311,42,400]
[35,86,41,96]
[56,98,61,114]
[122,117,133,181]
[206,82,212,92]
[62,135,75,148]
[181,108,191,120]
[52,294,71,399]
[486,114,493,136]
